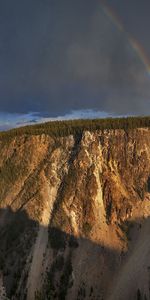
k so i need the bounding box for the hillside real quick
[0,118,150,299]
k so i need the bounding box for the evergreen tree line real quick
[0,116,150,141]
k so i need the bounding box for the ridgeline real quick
[0,116,150,140]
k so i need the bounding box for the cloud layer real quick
[0,110,112,131]
[0,0,150,119]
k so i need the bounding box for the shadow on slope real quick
[107,216,150,300]
[0,206,150,300]
[44,217,150,300]
[0,206,38,299]
[0,206,120,300]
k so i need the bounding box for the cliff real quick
[0,125,150,300]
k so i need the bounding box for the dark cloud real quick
[0,0,150,117]
[107,0,150,54]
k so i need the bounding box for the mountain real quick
[0,118,150,300]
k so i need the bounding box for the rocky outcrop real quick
[0,128,150,299]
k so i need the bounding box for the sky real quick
[0,0,150,129]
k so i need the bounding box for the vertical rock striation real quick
[0,128,150,299]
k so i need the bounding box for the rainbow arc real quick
[101,1,150,75]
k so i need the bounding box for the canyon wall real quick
[0,128,150,299]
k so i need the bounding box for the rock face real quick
[0,128,150,299]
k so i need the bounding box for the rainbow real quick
[101,0,150,75]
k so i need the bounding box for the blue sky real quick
[0,110,112,131]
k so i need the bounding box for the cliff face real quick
[0,128,150,300]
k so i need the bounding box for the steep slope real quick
[0,126,150,299]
